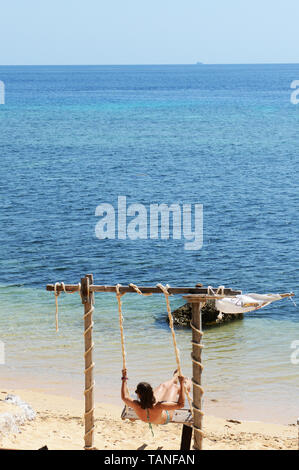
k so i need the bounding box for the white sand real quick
[0,389,297,450]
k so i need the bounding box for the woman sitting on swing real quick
[121,369,190,426]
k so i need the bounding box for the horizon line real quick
[0,62,299,67]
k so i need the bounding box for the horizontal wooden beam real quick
[184,292,294,303]
[46,283,242,297]
[183,295,228,302]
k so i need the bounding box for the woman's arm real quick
[121,369,136,407]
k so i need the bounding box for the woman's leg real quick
[154,376,192,403]
[154,377,179,403]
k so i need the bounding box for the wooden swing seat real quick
[121,406,193,425]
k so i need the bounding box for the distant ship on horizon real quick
[196,62,204,65]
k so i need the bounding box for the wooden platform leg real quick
[180,425,192,450]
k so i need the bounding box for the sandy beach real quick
[0,389,297,451]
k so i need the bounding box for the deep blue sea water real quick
[0,65,298,424]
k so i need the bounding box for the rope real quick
[117,283,153,371]
[156,284,182,374]
[116,284,127,371]
[156,283,194,418]
[115,284,132,416]
[54,282,81,332]
[117,282,152,377]
[207,285,225,296]
[116,281,206,441]
[129,283,152,297]
[288,295,297,308]
[190,321,204,388]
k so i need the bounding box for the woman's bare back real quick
[131,400,174,425]
[121,370,187,425]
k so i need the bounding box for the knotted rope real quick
[116,284,127,371]
[156,283,194,419]
[129,283,153,297]
[116,284,153,373]
[207,285,225,296]
[116,283,134,417]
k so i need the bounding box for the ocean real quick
[0,64,298,424]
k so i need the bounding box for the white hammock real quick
[215,293,283,314]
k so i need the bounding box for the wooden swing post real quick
[183,295,205,451]
[81,274,95,450]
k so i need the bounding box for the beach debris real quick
[0,413,20,436]
[5,395,36,421]
[0,394,36,437]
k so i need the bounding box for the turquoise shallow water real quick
[0,65,298,423]
[0,285,297,424]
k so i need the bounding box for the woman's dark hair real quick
[135,382,156,409]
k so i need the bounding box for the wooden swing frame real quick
[46,275,243,450]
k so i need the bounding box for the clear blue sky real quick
[0,0,298,65]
